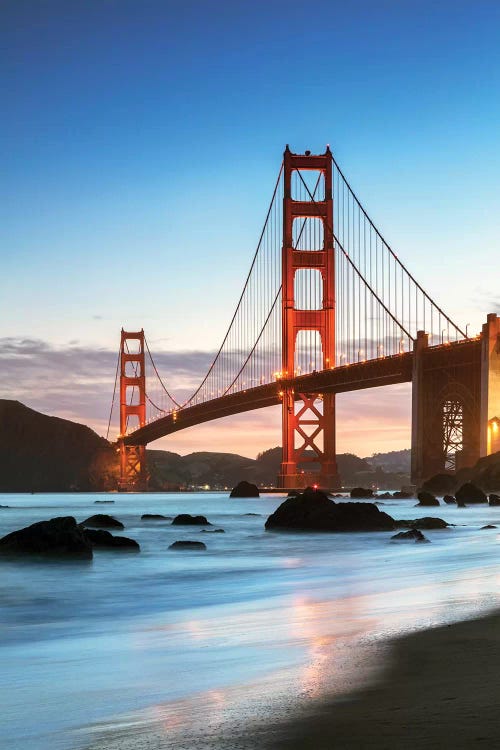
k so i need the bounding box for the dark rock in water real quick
[456,499,467,508]
[377,492,392,500]
[392,490,413,499]
[443,495,456,505]
[488,494,500,506]
[350,487,374,499]
[169,540,206,550]
[82,513,124,529]
[481,524,497,530]
[395,517,448,530]
[230,481,260,498]
[0,516,92,559]
[391,529,429,543]
[84,528,139,550]
[172,514,211,526]
[416,491,439,507]
[265,487,395,532]
[141,513,170,520]
[243,513,261,516]
[0,505,10,508]
[200,528,225,533]
[455,482,487,504]
[421,473,456,495]
[94,500,115,504]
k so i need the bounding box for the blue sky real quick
[1,0,499,457]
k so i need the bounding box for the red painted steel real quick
[119,329,147,490]
[279,146,339,489]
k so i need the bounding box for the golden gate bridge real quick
[108,147,500,491]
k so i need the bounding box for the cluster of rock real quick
[415,483,498,508]
[0,515,139,560]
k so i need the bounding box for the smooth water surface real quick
[1,492,499,749]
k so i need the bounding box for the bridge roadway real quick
[124,350,416,446]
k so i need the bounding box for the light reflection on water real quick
[0,491,498,749]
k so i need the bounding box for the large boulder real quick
[265,487,395,532]
[0,516,92,559]
[395,517,448,530]
[455,483,487,504]
[443,495,456,504]
[350,487,374,499]
[169,540,206,550]
[82,514,124,529]
[392,490,414,499]
[172,514,211,526]
[230,481,260,498]
[83,528,139,550]
[416,491,440,507]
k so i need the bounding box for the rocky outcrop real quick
[455,483,487,504]
[265,487,395,532]
[83,528,139,550]
[82,514,124,529]
[169,541,206,550]
[395,517,448,530]
[481,524,497,530]
[416,491,440,507]
[141,514,171,520]
[0,516,93,559]
[230,481,260,498]
[391,529,429,543]
[443,495,456,504]
[172,514,211,526]
[488,494,500,506]
[350,487,374,499]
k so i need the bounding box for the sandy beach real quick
[82,609,500,750]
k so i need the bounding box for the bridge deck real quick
[124,351,415,445]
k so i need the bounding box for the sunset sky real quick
[2,0,500,458]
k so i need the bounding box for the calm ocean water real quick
[0,491,499,749]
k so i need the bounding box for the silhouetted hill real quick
[0,400,116,492]
[0,400,412,491]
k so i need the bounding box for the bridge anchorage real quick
[112,146,500,492]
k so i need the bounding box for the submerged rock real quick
[243,512,261,516]
[480,524,497,530]
[83,528,139,550]
[416,491,440,507]
[265,487,395,532]
[350,487,374,499]
[455,483,487,504]
[94,500,115,504]
[488,494,500,506]
[82,514,124,529]
[230,481,260,498]
[392,490,414,499]
[391,529,429,543]
[0,516,92,559]
[443,495,456,504]
[172,514,211,526]
[169,540,206,550]
[141,513,170,520]
[200,528,225,533]
[395,517,448,530]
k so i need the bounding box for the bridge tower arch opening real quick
[279,146,340,490]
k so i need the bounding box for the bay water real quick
[1,491,499,749]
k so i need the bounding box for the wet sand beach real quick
[83,609,500,750]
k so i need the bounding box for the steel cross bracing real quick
[111,146,471,489]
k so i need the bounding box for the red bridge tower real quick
[118,329,147,491]
[278,146,340,490]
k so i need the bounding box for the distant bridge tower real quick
[118,329,147,491]
[278,146,340,490]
